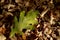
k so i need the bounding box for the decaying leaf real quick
[0,34,6,40]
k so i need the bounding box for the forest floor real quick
[0,0,60,40]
